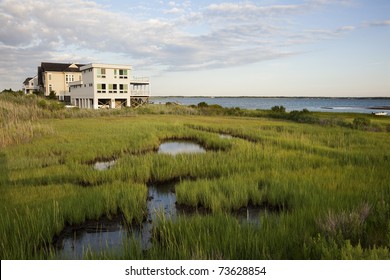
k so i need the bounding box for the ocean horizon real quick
[150,96,390,114]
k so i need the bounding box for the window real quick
[49,84,52,92]
[114,69,117,78]
[89,83,93,87]
[97,84,106,93]
[119,84,128,93]
[119,69,128,79]
[109,84,118,93]
[66,74,74,83]
[48,74,52,80]
[96,68,106,78]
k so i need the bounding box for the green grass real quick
[1,94,390,259]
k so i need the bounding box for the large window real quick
[97,84,106,93]
[119,84,128,93]
[119,69,128,79]
[109,84,118,93]
[96,68,106,78]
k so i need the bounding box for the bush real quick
[38,99,48,109]
[33,90,44,97]
[271,105,286,113]
[197,102,208,108]
[48,90,57,100]
[288,109,318,123]
[352,117,371,130]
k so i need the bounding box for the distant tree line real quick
[1,88,58,100]
[1,88,24,95]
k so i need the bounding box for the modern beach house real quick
[23,62,150,108]
[68,63,150,109]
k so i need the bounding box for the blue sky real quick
[0,0,389,96]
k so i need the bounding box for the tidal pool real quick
[54,181,178,258]
[157,141,206,155]
[53,215,129,259]
[54,180,263,258]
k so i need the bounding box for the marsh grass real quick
[1,97,390,259]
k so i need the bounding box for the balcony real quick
[131,76,150,84]
[131,89,150,96]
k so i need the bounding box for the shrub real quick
[38,99,48,109]
[33,90,44,97]
[48,90,57,100]
[288,109,318,123]
[271,105,286,113]
[197,102,208,108]
[352,117,371,130]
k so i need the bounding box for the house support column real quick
[126,97,131,107]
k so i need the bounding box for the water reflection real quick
[158,141,206,155]
[54,180,264,258]
[54,182,178,258]
[54,215,128,259]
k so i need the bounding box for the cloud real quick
[206,2,303,16]
[0,0,360,90]
[365,20,390,27]
[164,7,185,14]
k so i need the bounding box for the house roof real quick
[23,77,33,85]
[40,62,85,73]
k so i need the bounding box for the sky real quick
[0,0,389,97]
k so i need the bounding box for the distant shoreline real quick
[151,96,390,99]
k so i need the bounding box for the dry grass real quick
[317,203,371,241]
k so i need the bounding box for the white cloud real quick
[164,7,185,14]
[365,20,390,27]
[0,0,362,90]
[206,2,303,15]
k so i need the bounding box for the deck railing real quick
[131,90,150,96]
[131,76,150,83]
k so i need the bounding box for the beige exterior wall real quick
[43,71,82,98]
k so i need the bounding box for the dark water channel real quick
[54,181,263,258]
[56,141,261,258]
[54,182,178,259]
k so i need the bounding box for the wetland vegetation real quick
[1,92,390,259]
